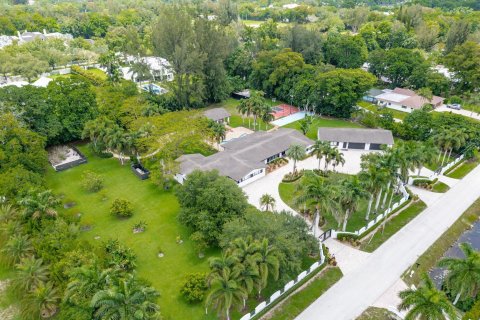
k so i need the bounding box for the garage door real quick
[348,142,366,149]
[370,143,382,150]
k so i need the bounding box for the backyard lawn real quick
[284,117,364,140]
[278,172,402,232]
[46,146,218,320]
[357,101,409,121]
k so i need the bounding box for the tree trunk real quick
[366,194,373,220]
[453,289,463,305]
[448,148,453,162]
[293,160,297,173]
[382,182,391,208]
[437,149,442,163]
[375,188,383,212]
[417,166,422,177]
[226,307,230,320]
[342,209,349,231]
[441,149,448,167]
[318,157,322,170]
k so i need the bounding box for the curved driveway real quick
[296,164,480,320]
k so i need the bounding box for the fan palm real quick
[14,256,49,293]
[286,144,306,173]
[90,274,160,320]
[206,268,247,320]
[259,193,276,212]
[398,274,457,320]
[2,234,33,266]
[438,243,480,305]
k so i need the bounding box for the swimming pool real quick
[141,83,168,95]
[271,111,309,126]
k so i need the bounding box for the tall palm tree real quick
[230,237,258,264]
[286,144,306,173]
[359,153,389,220]
[130,61,152,84]
[311,140,331,170]
[338,176,368,231]
[295,172,337,231]
[416,141,439,176]
[233,259,259,309]
[253,238,279,297]
[260,105,275,130]
[209,252,239,279]
[14,256,49,293]
[21,282,61,320]
[236,100,252,127]
[433,130,449,166]
[438,243,480,305]
[259,194,276,212]
[0,203,18,223]
[105,126,129,165]
[398,274,457,320]
[2,234,33,266]
[331,149,345,172]
[446,128,468,162]
[90,274,160,320]
[82,117,114,152]
[206,268,247,320]
[209,121,227,146]
[18,190,59,222]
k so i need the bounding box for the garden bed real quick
[48,145,87,171]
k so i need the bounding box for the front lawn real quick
[284,117,364,140]
[278,172,402,233]
[360,200,427,252]
[446,157,480,179]
[358,101,409,121]
[267,267,343,320]
[431,181,450,193]
[46,146,218,320]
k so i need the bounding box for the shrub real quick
[81,171,104,192]
[71,65,105,85]
[110,199,133,218]
[104,239,137,271]
[180,273,208,303]
[463,299,480,320]
[282,171,304,182]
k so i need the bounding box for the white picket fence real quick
[440,154,465,175]
[331,183,410,239]
[407,154,465,184]
[239,246,326,320]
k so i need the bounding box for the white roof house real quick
[16,30,72,43]
[374,88,445,113]
[283,3,300,9]
[124,55,174,82]
[32,76,52,88]
[0,35,17,49]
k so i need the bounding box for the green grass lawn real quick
[403,197,480,287]
[278,172,402,232]
[267,267,343,320]
[356,307,399,320]
[446,157,480,179]
[283,117,363,140]
[431,181,450,193]
[46,146,219,320]
[85,68,108,80]
[229,115,274,131]
[358,101,409,121]
[360,201,427,252]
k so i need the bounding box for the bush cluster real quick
[71,65,106,86]
[180,273,208,303]
[81,170,104,193]
[110,198,134,218]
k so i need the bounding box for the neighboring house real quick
[175,128,314,187]
[374,88,444,113]
[318,128,394,151]
[32,76,52,88]
[124,55,174,82]
[363,88,384,104]
[17,29,73,43]
[204,107,230,124]
[283,3,300,9]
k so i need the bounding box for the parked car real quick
[447,104,462,110]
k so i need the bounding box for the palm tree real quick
[82,117,114,152]
[209,121,227,146]
[2,234,33,266]
[415,141,439,176]
[433,130,449,166]
[236,91,266,129]
[295,172,337,232]
[331,149,345,172]
[236,100,252,127]
[104,126,129,165]
[14,256,49,293]
[233,259,259,309]
[0,203,18,223]
[21,282,61,319]
[446,128,468,162]
[130,61,152,84]
[338,176,368,231]
[359,153,389,220]
[260,105,275,130]
[398,274,457,320]
[259,194,276,212]
[209,252,239,279]
[206,268,247,320]
[253,238,279,297]
[18,190,59,221]
[286,144,306,173]
[438,243,480,305]
[311,140,331,170]
[299,116,313,135]
[90,274,160,320]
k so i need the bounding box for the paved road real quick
[436,106,480,121]
[296,164,480,320]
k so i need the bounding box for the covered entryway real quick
[348,142,366,150]
[370,143,383,150]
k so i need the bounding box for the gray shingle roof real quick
[178,128,314,181]
[318,128,394,145]
[204,108,230,121]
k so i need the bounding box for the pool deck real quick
[271,111,309,126]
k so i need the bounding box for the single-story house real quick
[318,128,394,151]
[363,88,384,104]
[204,107,230,124]
[175,128,314,187]
[375,88,444,113]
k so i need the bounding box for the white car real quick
[447,104,462,110]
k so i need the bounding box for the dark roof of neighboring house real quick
[204,107,230,121]
[366,88,384,97]
[318,128,394,145]
[178,128,314,181]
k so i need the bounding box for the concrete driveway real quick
[296,164,480,320]
[436,106,480,121]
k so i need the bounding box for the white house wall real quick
[237,169,266,187]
